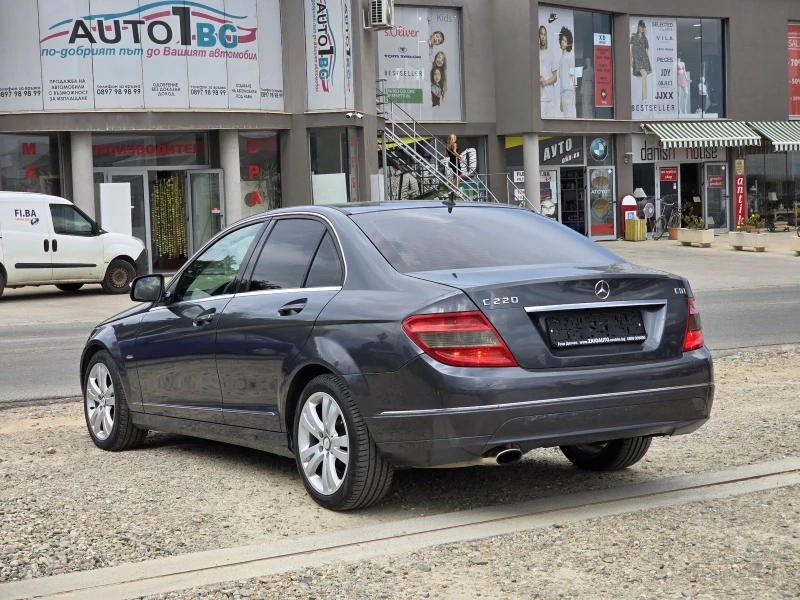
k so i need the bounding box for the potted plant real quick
[678,214,714,247]
[730,214,769,252]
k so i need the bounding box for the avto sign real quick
[0,0,285,112]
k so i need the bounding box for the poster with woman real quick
[630,17,678,119]
[538,7,575,119]
[378,7,463,121]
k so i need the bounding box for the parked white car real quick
[0,192,146,297]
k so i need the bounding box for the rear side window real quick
[305,232,343,288]
[248,219,326,291]
[351,207,619,273]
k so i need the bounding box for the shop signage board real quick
[630,17,678,119]
[378,7,463,121]
[707,174,725,189]
[632,135,726,164]
[660,167,678,182]
[0,0,285,113]
[593,33,612,108]
[734,159,746,228]
[789,24,800,119]
[304,0,354,111]
[540,136,584,166]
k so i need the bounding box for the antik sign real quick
[0,0,285,112]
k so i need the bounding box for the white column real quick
[219,130,242,226]
[70,132,95,219]
[523,133,541,213]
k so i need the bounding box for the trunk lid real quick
[408,262,691,369]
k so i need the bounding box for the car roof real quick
[0,191,69,203]
[331,201,524,215]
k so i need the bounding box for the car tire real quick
[560,437,652,471]
[102,259,135,294]
[293,374,394,511]
[56,283,84,292]
[0,271,4,298]
[84,351,148,451]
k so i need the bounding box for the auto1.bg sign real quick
[304,0,354,111]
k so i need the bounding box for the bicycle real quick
[652,198,681,241]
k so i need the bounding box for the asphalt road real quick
[1,284,799,405]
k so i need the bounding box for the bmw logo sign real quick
[590,138,608,162]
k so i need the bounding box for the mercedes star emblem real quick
[595,280,611,300]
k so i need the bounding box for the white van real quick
[0,192,146,298]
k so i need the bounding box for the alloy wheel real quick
[297,392,349,495]
[86,363,116,441]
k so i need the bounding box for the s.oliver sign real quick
[0,0,284,113]
[304,0,354,111]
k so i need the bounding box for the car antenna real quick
[442,191,456,213]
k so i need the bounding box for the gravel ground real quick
[138,484,800,600]
[1,346,799,583]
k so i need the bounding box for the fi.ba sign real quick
[540,136,583,166]
[734,159,746,228]
[593,33,613,108]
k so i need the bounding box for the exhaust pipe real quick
[433,445,523,468]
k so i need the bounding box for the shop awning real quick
[747,121,800,152]
[643,121,761,149]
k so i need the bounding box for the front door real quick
[110,172,150,271]
[187,169,224,256]
[704,163,729,231]
[216,218,344,431]
[134,222,265,423]
[48,203,105,281]
[587,167,616,240]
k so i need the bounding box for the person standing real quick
[558,27,576,118]
[581,58,595,119]
[445,134,461,188]
[630,20,652,103]
[539,26,559,118]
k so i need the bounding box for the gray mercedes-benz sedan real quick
[80,202,713,510]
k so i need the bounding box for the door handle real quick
[278,300,307,316]
[193,308,217,326]
[44,239,49,252]
[52,239,58,252]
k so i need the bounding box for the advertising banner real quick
[790,24,800,119]
[0,0,285,113]
[378,7,463,121]
[734,160,746,228]
[538,7,575,119]
[632,135,726,164]
[304,0,354,111]
[630,17,678,119]
[540,136,583,166]
[593,33,612,108]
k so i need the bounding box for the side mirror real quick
[130,274,164,303]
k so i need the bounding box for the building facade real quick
[2,0,800,272]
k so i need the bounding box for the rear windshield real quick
[351,206,620,273]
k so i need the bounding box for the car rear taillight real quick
[402,311,518,368]
[682,298,704,352]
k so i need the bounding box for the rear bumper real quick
[360,349,714,468]
[134,249,149,277]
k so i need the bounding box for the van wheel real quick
[102,260,135,294]
[0,271,4,298]
[56,283,84,292]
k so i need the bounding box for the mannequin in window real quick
[581,58,595,119]
[677,58,691,115]
[698,77,710,113]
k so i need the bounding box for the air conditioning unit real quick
[367,0,394,30]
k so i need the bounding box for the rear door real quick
[48,203,105,281]
[216,217,343,431]
[0,197,52,283]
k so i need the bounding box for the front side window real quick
[173,223,262,302]
[630,17,725,120]
[50,204,94,236]
[248,219,326,291]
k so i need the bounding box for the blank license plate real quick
[547,311,647,348]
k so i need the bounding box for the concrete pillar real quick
[219,130,242,226]
[70,132,94,219]
[523,133,541,212]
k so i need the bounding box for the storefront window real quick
[239,131,281,216]
[310,129,359,204]
[92,133,208,168]
[630,17,726,120]
[539,6,613,120]
[0,133,62,195]
[745,146,800,222]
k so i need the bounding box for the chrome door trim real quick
[235,286,342,299]
[375,383,714,417]
[524,299,668,313]
[142,403,222,412]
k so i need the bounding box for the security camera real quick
[345,112,364,119]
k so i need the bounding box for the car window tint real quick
[305,232,343,288]
[248,219,325,291]
[351,207,620,273]
[174,223,262,302]
[50,204,94,236]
